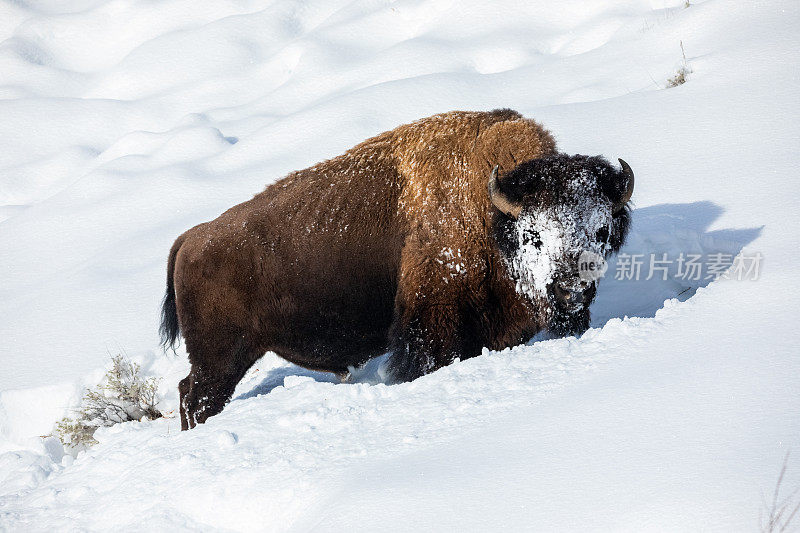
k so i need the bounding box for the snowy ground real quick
[1,0,799,530]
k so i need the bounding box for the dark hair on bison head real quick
[492,153,633,258]
[490,153,633,336]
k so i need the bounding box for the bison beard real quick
[161,109,633,429]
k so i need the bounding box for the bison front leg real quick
[387,242,485,382]
[388,298,481,382]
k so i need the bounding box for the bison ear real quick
[488,166,522,218]
[613,158,634,214]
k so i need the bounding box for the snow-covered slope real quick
[1,0,799,530]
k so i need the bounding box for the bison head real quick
[489,154,633,323]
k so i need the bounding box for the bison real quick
[160,109,633,430]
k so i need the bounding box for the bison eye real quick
[522,229,542,248]
[595,225,610,243]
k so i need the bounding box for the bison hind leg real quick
[179,339,264,430]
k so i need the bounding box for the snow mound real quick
[1,0,799,530]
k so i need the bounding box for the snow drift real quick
[1,0,798,530]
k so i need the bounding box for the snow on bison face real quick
[489,154,633,314]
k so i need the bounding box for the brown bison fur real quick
[161,109,633,429]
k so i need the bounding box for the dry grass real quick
[55,355,162,448]
[666,67,690,87]
[666,41,692,88]
[761,452,800,533]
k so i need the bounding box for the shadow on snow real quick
[591,201,762,325]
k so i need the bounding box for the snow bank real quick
[1,0,798,530]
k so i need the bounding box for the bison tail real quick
[160,234,185,350]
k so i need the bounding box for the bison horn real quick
[488,166,522,218]
[614,158,635,214]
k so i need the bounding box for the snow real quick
[1,0,799,530]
